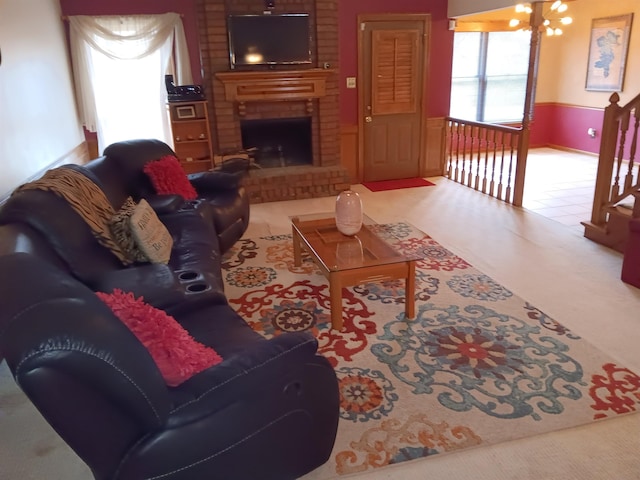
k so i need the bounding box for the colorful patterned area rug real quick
[221,223,640,477]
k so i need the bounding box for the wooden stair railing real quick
[445,118,528,206]
[583,92,640,253]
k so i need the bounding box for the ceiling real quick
[453,1,576,33]
[454,7,523,32]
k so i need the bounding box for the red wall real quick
[60,1,608,154]
[59,0,202,84]
[60,0,451,125]
[530,103,604,154]
[338,0,452,124]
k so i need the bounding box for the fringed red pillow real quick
[143,155,198,200]
[96,289,222,386]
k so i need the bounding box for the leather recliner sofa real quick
[93,138,251,255]
[0,140,340,480]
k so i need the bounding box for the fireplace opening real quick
[240,117,312,168]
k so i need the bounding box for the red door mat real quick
[362,178,435,192]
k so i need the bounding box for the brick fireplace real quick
[195,0,350,203]
[241,116,312,168]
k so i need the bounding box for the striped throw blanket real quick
[15,165,132,265]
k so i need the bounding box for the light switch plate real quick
[346,77,356,89]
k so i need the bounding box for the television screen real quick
[228,14,311,69]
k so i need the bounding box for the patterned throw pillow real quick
[96,289,223,387]
[110,198,173,264]
[143,155,198,200]
[109,197,149,263]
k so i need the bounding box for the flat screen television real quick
[227,13,311,69]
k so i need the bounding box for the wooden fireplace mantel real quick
[215,68,334,115]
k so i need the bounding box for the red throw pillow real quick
[96,289,222,386]
[143,155,198,200]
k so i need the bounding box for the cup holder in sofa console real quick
[185,283,210,293]
[179,199,203,212]
[178,270,200,281]
[176,270,211,295]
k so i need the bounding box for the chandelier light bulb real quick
[512,1,566,33]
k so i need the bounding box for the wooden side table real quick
[167,100,213,173]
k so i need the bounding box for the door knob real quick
[365,116,372,123]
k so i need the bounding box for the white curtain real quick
[69,13,193,152]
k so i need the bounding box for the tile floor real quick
[521,147,598,234]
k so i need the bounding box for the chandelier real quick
[510,1,573,36]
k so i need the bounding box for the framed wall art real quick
[585,13,634,92]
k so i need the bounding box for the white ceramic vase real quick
[335,189,363,236]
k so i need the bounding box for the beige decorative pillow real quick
[110,198,173,264]
[110,197,148,263]
[129,199,173,264]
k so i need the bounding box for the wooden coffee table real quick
[291,213,418,330]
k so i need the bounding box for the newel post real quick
[590,93,622,225]
[513,2,543,206]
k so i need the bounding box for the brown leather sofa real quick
[96,138,251,255]
[0,140,339,480]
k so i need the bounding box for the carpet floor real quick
[221,222,640,478]
[362,178,435,192]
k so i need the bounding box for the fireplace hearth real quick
[241,117,312,168]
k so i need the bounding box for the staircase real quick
[582,92,640,253]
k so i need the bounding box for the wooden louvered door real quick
[359,15,428,182]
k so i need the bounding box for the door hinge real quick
[360,22,365,31]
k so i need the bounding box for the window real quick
[450,31,531,123]
[68,14,193,153]
[89,39,171,150]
